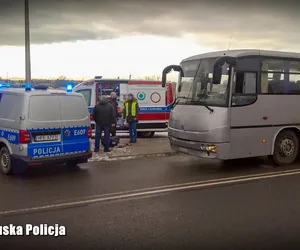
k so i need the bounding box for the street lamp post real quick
[24,0,31,84]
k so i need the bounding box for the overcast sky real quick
[0,0,299,79]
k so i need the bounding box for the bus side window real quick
[231,72,257,106]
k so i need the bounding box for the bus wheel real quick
[0,146,12,175]
[273,130,299,166]
[138,131,155,138]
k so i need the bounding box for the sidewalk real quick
[89,137,176,162]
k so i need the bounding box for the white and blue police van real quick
[0,83,92,175]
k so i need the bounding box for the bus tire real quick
[272,130,299,166]
[138,131,155,138]
[0,145,12,175]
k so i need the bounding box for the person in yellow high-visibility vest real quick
[123,93,139,143]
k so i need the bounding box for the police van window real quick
[0,94,24,121]
[59,95,88,120]
[29,95,61,121]
[76,89,91,106]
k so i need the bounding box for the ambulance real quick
[72,77,176,138]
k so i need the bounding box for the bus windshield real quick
[178,58,230,107]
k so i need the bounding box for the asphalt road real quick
[1,155,300,249]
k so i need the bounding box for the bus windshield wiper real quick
[194,99,214,113]
[172,96,192,108]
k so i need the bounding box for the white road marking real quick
[49,168,300,204]
[1,168,300,216]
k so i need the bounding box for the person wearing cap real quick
[123,93,139,143]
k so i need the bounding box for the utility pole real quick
[25,0,31,84]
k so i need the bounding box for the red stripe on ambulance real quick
[138,113,170,121]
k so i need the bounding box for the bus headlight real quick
[200,144,217,152]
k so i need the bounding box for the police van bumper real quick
[11,150,93,167]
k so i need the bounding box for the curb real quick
[89,151,178,162]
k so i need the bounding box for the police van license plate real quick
[35,135,59,142]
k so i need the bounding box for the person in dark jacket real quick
[123,93,139,143]
[108,92,118,136]
[93,96,116,152]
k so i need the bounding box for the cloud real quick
[0,0,300,50]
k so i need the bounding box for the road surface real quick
[1,155,300,249]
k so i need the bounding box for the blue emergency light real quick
[25,84,32,91]
[10,84,25,88]
[0,83,11,88]
[66,84,73,92]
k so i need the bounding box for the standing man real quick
[123,93,139,143]
[93,96,116,152]
[108,92,118,137]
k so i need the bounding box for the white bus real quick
[162,49,300,166]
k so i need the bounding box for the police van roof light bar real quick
[0,83,11,88]
[25,84,32,91]
[34,85,48,90]
[66,84,73,92]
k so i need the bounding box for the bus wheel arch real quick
[271,128,300,166]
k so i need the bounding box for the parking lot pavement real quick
[89,133,175,162]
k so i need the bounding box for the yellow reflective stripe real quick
[124,101,137,117]
[131,102,136,116]
[125,102,129,117]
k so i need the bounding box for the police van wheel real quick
[273,130,299,166]
[0,146,12,175]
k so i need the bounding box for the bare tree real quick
[144,74,161,81]
[58,75,66,80]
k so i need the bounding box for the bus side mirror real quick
[162,65,184,88]
[212,56,236,85]
[162,74,167,88]
[212,66,222,84]
[178,83,182,92]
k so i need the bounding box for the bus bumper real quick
[169,136,230,160]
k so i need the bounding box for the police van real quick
[0,84,92,175]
